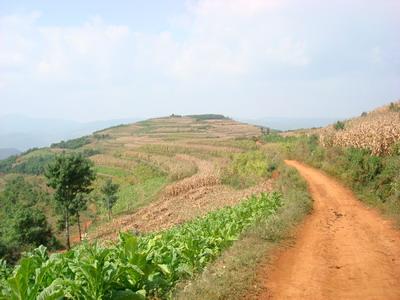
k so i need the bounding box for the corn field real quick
[320,102,400,155]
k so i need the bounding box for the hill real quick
[0,115,266,245]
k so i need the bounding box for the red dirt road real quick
[259,160,400,300]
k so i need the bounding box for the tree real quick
[71,193,88,242]
[12,208,53,247]
[101,178,119,220]
[45,153,95,249]
[0,176,55,263]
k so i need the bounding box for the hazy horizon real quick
[1,0,399,122]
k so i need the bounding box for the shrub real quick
[333,120,345,130]
[12,154,55,175]
[186,114,229,121]
[221,151,277,188]
[389,102,400,112]
[51,136,90,149]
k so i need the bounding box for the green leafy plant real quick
[0,192,281,299]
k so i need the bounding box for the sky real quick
[1,0,399,122]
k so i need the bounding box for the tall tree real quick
[101,178,119,220]
[71,193,88,242]
[45,153,95,249]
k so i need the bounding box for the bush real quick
[12,154,55,175]
[221,151,277,189]
[389,102,400,112]
[51,136,90,149]
[0,155,17,173]
[186,114,229,121]
[334,120,345,130]
[0,176,56,263]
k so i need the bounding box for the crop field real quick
[0,193,281,299]
[1,115,294,299]
[319,101,400,155]
[0,116,264,247]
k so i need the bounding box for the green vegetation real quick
[287,136,400,222]
[222,150,277,188]
[186,114,229,121]
[101,179,119,220]
[0,176,57,263]
[45,153,96,249]
[333,120,345,130]
[13,154,55,175]
[0,156,17,173]
[51,136,91,149]
[175,161,312,299]
[389,102,400,112]
[113,177,167,214]
[95,165,130,177]
[0,149,57,175]
[261,133,299,143]
[0,193,281,299]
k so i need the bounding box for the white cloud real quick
[137,0,308,80]
[0,0,398,120]
[36,17,129,80]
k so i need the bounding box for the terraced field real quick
[0,115,269,245]
[86,116,270,240]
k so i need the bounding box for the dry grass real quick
[319,101,400,155]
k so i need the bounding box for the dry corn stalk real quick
[320,102,400,155]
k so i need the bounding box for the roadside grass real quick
[174,162,312,299]
[287,136,400,225]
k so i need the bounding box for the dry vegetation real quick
[71,116,263,241]
[319,101,400,155]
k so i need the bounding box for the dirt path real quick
[258,160,400,300]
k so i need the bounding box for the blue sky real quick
[1,0,399,121]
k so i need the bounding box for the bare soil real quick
[254,160,400,300]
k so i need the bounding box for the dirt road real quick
[259,160,400,300]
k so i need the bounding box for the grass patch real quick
[221,150,278,189]
[113,176,168,214]
[95,165,130,177]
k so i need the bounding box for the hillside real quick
[0,115,266,245]
[1,108,400,299]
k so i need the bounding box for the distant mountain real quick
[0,148,21,160]
[0,115,140,151]
[242,117,339,131]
